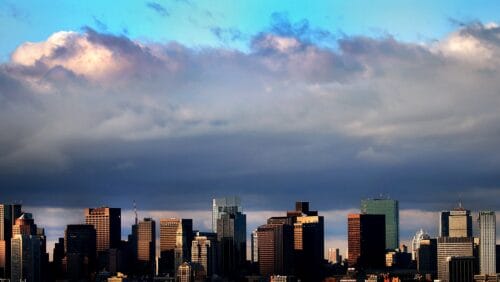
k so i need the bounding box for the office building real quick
[159,218,193,276]
[328,248,341,264]
[84,207,121,252]
[177,262,193,282]
[0,204,22,278]
[137,218,156,275]
[479,211,496,275]
[437,237,474,281]
[347,214,386,270]
[447,256,475,282]
[12,213,37,237]
[416,238,437,278]
[217,210,246,278]
[212,197,242,233]
[11,234,41,282]
[65,224,97,280]
[411,229,430,260]
[191,232,216,280]
[361,198,399,250]
[251,229,258,263]
[440,204,473,238]
[257,223,294,276]
[474,274,500,282]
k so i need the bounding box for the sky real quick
[1,0,500,257]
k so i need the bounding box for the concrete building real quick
[257,223,294,277]
[437,237,474,282]
[191,232,216,280]
[0,204,22,279]
[447,256,475,282]
[137,218,156,275]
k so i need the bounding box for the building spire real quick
[133,200,138,225]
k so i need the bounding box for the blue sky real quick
[1,0,500,257]
[1,0,499,62]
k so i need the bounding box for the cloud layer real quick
[1,21,500,213]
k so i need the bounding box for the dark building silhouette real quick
[52,237,65,280]
[257,223,294,277]
[217,210,246,279]
[65,224,97,280]
[0,204,22,279]
[347,214,385,270]
[447,256,474,282]
[417,238,437,279]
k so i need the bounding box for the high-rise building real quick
[361,198,399,250]
[65,224,97,280]
[11,234,41,282]
[257,223,294,277]
[440,204,472,238]
[159,218,193,276]
[84,207,121,252]
[191,232,216,280]
[137,218,156,275]
[177,262,193,282]
[411,229,430,260]
[251,229,258,263]
[440,211,451,237]
[347,214,386,270]
[437,237,474,282]
[212,197,242,233]
[416,238,437,279]
[12,213,37,237]
[0,204,22,278]
[217,210,246,278]
[479,211,496,275]
[285,202,324,282]
[447,256,475,282]
[328,248,341,264]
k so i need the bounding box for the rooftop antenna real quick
[133,200,138,225]
[458,193,463,209]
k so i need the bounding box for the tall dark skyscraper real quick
[159,218,193,276]
[65,224,97,280]
[0,204,22,278]
[84,207,121,252]
[361,198,399,250]
[347,213,386,270]
[137,218,156,275]
[286,202,324,282]
[216,202,246,279]
[417,238,437,279]
[257,223,294,277]
[447,256,475,282]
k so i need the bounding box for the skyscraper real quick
[137,218,156,275]
[257,223,294,277]
[191,232,216,280]
[412,229,430,260]
[361,198,399,250]
[440,204,473,238]
[347,213,386,270]
[212,197,242,233]
[437,237,474,282]
[479,211,496,275]
[0,204,22,278]
[217,211,246,278]
[84,207,121,252]
[447,256,475,282]
[11,234,41,282]
[159,218,193,276]
[251,229,258,263]
[65,224,97,280]
[417,238,437,279]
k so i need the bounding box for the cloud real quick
[146,2,169,17]
[210,27,245,43]
[1,21,500,215]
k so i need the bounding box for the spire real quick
[133,200,138,225]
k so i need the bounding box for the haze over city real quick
[1,1,500,275]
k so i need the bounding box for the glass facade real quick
[361,199,399,250]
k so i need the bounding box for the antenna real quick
[133,200,138,225]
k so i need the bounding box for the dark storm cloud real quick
[1,21,500,215]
